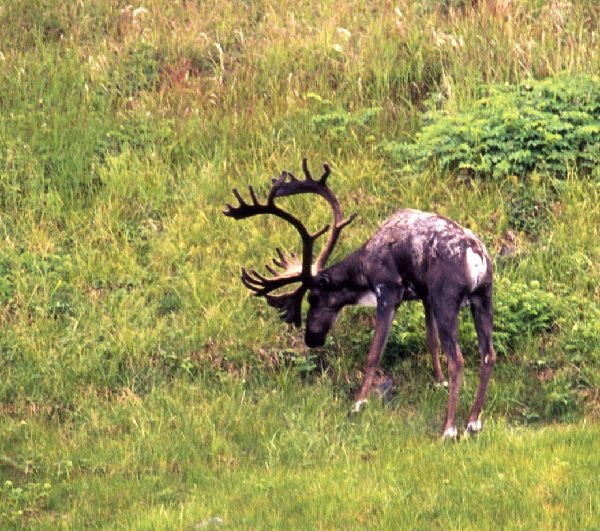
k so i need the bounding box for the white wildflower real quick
[336,27,351,41]
[132,7,148,19]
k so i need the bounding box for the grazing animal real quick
[224,160,496,438]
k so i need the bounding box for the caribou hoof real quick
[442,426,458,440]
[434,380,449,389]
[463,419,482,437]
[350,399,368,414]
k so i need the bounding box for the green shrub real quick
[310,106,381,139]
[385,75,600,179]
[111,42,163,99]
[493,280,559,355]
[560,302,600,365]
[343,279,560,365]
[542,371,580,420]
[1,481,52,525]
[0,253,14,305]
[303,94,382,145]
[504,180,553,237]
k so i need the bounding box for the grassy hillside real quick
[1,0,599,527]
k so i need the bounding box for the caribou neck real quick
[321,249,376,303]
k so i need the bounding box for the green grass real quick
[2,379,600,528]
[1,0,600,527]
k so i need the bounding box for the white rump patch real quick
[357,291,377,307]
[466,247,487,290]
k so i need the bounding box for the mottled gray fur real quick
[359,209,491,300]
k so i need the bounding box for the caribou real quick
[224,160,496,438]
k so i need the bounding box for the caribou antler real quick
[223,159,354,327]
[273,159,356,270]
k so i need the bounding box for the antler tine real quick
[241,267,299,296]
[266,172,284,204]
[315,213,356,271]
[233,187,246,204]
[265,286,307,327]
[301,158,314,181]
[338,213,357,230]
[223,187,246,217]
[272,247,288,269]
[301,158,330,184]
[264,264,281,276]
[248,185,260,205]
[272,170,294,185]
[312,224,330,240]
[319,162,331,183]
[223,186,262,219]
[271,248,300,270]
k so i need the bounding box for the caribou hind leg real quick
[465,288,496,435]
[431,294,464,439]
[424,301,447,387]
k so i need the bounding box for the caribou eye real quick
[315,275,330,288]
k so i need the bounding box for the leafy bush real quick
[302,93,381,142]
[111,42,163,98]
[493,280,559,355]
[310,106,381,139]
[560,302,600,365]
[504,180,553,236]
[1,481,52,525]
[385,74,600,179]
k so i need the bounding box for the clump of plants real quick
[492,279,559,355]
[310,105,382,140]
[504,180,553,237]
[1,481,52,525]
[110,42,163,99]
[386,74,600,179]
[560,300,600,366]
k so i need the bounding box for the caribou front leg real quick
[352,285,401,413]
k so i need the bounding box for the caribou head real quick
[223,158,356,346]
